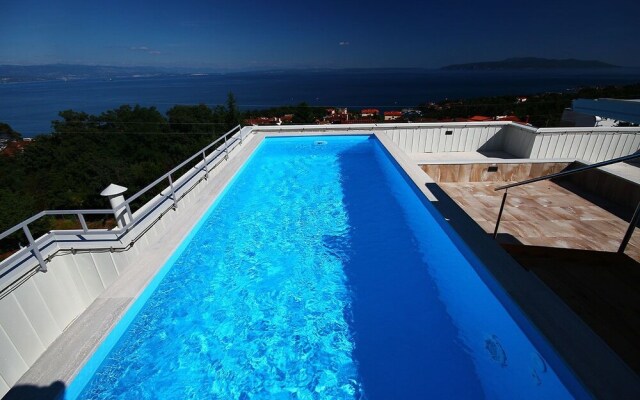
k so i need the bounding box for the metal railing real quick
[107,124,243,232]
[0,125,245,274]
[492,152,640,253]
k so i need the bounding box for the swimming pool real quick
[68,135,588,399]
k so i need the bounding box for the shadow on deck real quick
[501,243,640,376]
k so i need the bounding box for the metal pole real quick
[493,190,508,239]
[618,200,640,253]
[125,203,134,225]
[168,174,178,210]
[224,135,229,160]
[23,225,47,272]
[77,213,89,233]
[202,151,209,178]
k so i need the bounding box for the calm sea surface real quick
[1,69,640,136]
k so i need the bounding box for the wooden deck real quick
[436,178,640,375]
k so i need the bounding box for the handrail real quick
[0,125,244,273]
[109,126,242,226]
[0,209,113,241]
[494,152,640,191]
[123,125,240,205]
[492,151,640,254]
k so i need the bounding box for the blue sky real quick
[1,0,639,70]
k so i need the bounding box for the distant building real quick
[244,117,281,126]
[322,108,350,124]
[0,140,31,156]
[495,115,528,125]
[361,109,379,117]
[384,111,403,121]
[562,98,640,127]
[468,115,493,122]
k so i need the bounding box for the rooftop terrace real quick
[1,122,639,399]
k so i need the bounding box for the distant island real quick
[1,60,625,83]
[441,57,618,71]
[0,64,217,83]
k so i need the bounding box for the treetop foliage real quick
[0,102,239,252]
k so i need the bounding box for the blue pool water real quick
[70,135,586,399]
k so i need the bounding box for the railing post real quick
[224,135,229,160]
[124,203,134,224]
[168,174,178,210]
[23,225,47,272]
[618,200,640,253]
[493,189,508,239]
[77,213,89,233]
[202,151,209,178]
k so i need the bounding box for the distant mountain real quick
[0,64,201,83]
[441,57,618,70]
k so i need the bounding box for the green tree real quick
[52,110,99,135]
[0,122,21,140]
[99,105,167,134]
[225,92,240,128]
[292,102,314,123]
[167,104,219,134]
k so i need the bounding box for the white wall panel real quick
[32,266,79,330]
[423,129,432,151]
[614,134,627,157]
[575,135,589,160]
[627,135,637,155]
[72,253,104,301]
[460,129,470,151]
[417,130,426,152]
[91,253,119,289]
[0,294,45,365]
[530,135,543,158]
[436,128,446,152]
[49,257,87,316]
[585,134,598,161]
[562,134,576,158]
[604,134,618,161]
[555,134,567,158]
[0,325,28,386]
[0,375,9,399]
[632,135,640,153]
[479,127,488,149]
[11,279,62,347]
[68,255,94,306]
[451,128,461,150]
[444,129,453,150]
[593,134,606,161]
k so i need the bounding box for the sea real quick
[1,68,640,137]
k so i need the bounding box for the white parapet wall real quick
[502,124,640,162]
[0,122,638,397]
[249,122,511,154]
[249,122,640,162]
